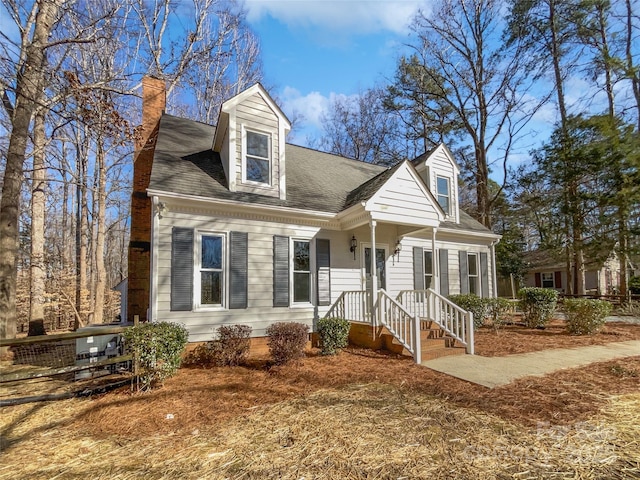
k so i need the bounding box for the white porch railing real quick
[324,290,371,322]
[323,288,474,362]
[376,289,421,364]
[397,289,474,354]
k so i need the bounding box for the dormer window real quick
[436,175,450,215]
[244,129,271,185]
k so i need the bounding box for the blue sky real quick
[244,0,426,144]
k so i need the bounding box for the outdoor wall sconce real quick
[156,201,168,218]
[350,235,357,260]
[394,239,402,257]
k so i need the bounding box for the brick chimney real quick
[127,76,165,322]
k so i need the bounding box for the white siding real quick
[420,146,460,223]
[235,93,282,198]
[367,163,440,227]
[155,210,319,342]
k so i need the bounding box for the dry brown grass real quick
[1,348,639,479]
[1,320,639,478]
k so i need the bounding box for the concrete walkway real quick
[422,340,640,388]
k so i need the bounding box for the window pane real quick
[247,131,269,158]
[294,241,310,271]
[468,254,478,276]
[438,194,449,213]
[294,272,310,302]
[201,271,222,305]
[202,236,222,269]
[437,176,449,195]
[247,156,269,183]
[469,277,478,295]
[424,251,433,275]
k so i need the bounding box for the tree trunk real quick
[626,0,640,131]
[94,139,107,324]
[75,140,88,329]
[29,108,47,335]
[0,0,62,343]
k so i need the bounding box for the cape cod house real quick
[127,77,500,362]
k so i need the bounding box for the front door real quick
[363,245,387,292]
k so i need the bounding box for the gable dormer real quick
[413,144,460,223]
[213,84,291,200]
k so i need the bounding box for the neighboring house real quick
[127,77,500,361]
[522,249,621,294]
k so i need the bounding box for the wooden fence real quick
[0,325,133,406]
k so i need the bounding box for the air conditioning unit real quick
[75,323,129,380]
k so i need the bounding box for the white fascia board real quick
[437,227,502,241]
[146,189,337,222]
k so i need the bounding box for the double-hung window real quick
[198,233,224,307]
[468,253,479,295]
[293,240,311,303]
[541,272,555,288]
[436,176,450,215]
[424,250,433,288]
[245,130,270,185]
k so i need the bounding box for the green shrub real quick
[630,276,640,294]
[123,322,189,390]
[267,322,309,365]
[564,299,612,335]
[448,294,489,329]
[518,287,558,328]
[486,297,514,330]
[317,317,351,355]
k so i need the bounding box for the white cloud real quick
[245,0,423,35]
[281,86,358,128]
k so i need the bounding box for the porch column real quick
[370,220,378,323]
[432,228,438,293]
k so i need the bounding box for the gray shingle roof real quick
[149,114,492,234]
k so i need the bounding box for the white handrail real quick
[376,289,421,364]
[397,289,474,354]
[324,290,370,323]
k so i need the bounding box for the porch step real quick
[419,319,466,360]
[421,346,466,362]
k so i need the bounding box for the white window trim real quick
[194,230,227,311]
[290,238,314,307]
[241,125,272,187]
[436,175,451,216]
[467,252,479,296]
[541,272,555,289]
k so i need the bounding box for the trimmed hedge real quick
[123,322,189,390]
[448,294,490,329]
[187,325,253,367]
[317,317,351,355]
[486,297,513,330]
[518,287,558,328]
[564,299,611,335]
[267,322,309,364]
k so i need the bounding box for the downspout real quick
[149,196,160,322]
[490,239,500,298]
[432,228,438,293]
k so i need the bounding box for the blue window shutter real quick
[480,252,489,298]
[316,239,331,306]
[273,236,289,307]
[171,227,193,311]
[229,231,248,309]
[439,249,449,296]
[459,251,469,294]
[413,247,424,290]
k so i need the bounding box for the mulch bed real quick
[474,319,640,356]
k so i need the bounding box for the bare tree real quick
[316,87,400,165]
[405,0,544,228]
[0,0,65,342]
